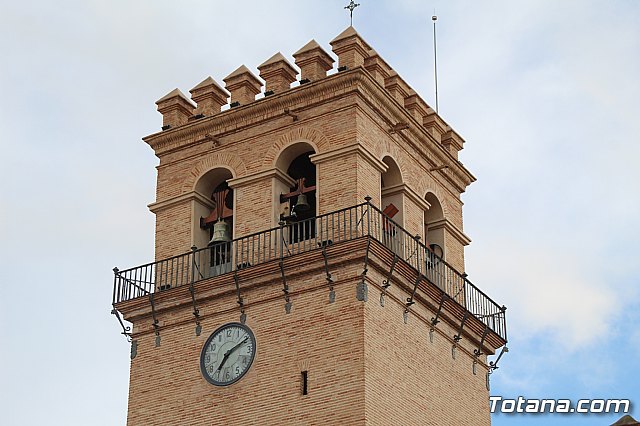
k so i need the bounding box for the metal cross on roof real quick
[344,0,360,26]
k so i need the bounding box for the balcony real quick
[112,201,507,343]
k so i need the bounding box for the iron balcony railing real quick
[113,201,507,341]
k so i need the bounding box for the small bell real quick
[295,193,310,212]
[208,218,231,245]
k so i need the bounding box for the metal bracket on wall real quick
[233,271,246,324]
[322,248,335,303]
[489,345,509,373]
[111,308,132,342]
[472,325,491,376]
[453,312,469,343]
[429,293,449,343]
[486,345,509,390]
[404,273,422,324]
[280,261,292,314]
[356,239,371,302]
[189,281,201,336]
[451,312,469,359]
[474,326,490,359]
[188,245,202,336]
[149,293,161,347]
[380,254,397,307]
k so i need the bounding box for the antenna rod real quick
[432,14,439,114]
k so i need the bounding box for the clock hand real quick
[227,337,249,356]
[217,337,248,371]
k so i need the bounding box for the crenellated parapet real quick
[223,65,263,107]
[293,40,334,83]
[155,89,194,129]
[189,77,228,117]
[258,52,298,94]
[152,26,466,162]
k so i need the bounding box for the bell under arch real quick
[275,142,317,242]
[193,167,234,250]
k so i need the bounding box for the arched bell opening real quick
[424,192,445,258]
[381,156,404,253]
[276,143,317,243]
[194,168,234,276]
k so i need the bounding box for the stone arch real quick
[381,155,403,187]
[380,155,405,246]
[416,175,450,219]
[275,141,317,172]
[424,191,446,258]
[192,166,236,252]
[182,152,247,194]
[424,192,445,223]
[275,141,318,243]
[262,127,329,169]
[378,145,411,189]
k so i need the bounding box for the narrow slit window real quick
[301,371,308,395]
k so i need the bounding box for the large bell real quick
[294,193,310,212]
[208,218,231,245]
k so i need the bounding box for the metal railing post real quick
[190,245,197,286]
[112,267,120,304]
[279,220,285,259]
[365,196,372,237]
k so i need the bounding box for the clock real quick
[200,322,256,386]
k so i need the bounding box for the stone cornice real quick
[143,68,475,192]
[148,190,212,214]
[381,183,431,211]
[142,71,363,155]
[351,74,476,194]
[428,218,471,246]
[227,167,295,189]
[309,143,387,173]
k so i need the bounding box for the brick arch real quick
[262,127,330,168]
[182,152,247,194]
[378,140,412,188]
[416,175,450,219]
[380,155,403,186]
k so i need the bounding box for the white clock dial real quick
[200,323,256,386]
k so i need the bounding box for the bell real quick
[295,193,310,212]
[208,219,231,245]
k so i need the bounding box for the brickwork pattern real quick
[122,26,498,426]
[120,241,496,425]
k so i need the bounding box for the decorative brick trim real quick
[262,126,329,168]
[417,185,451,219]
[181,153,247,194]
[145,69,474,192]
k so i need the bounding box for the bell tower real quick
[112,26,508,425]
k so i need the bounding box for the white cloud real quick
[468,238,617,349]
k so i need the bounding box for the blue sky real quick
[1,1,638,425]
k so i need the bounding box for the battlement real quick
[155,26,464,157]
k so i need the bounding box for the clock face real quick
[200,322,256,386]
